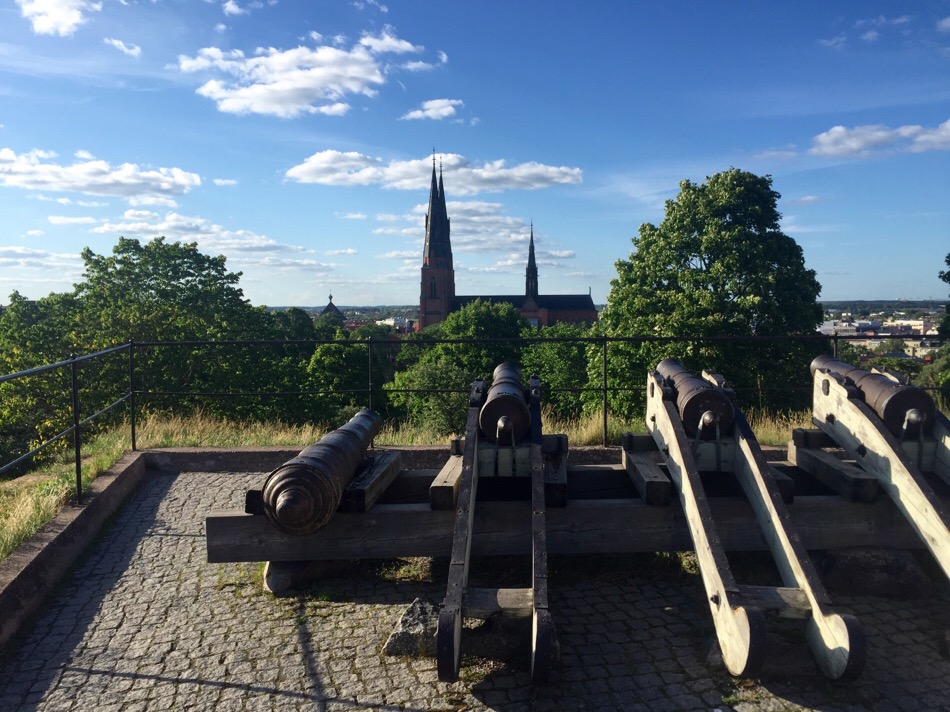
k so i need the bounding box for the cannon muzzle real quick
[260,409,383,534]
[478,362,531,445]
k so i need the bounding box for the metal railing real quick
[0,331,937,502]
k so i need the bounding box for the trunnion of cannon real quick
[810,354,935,437]
[256,409,383,535]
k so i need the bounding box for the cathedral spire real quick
[423,156,451,267]
[526,222,539,298]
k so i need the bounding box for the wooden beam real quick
[622,450,672,506]
[462,587,533,619]
[738,585,810,619]
[788,441,879,502]
[429,455,463,510]
[339,451,403,513]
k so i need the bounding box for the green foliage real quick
[521,322,592,419]
[386,300,528,434]
[596,169,824,417]
[939,253,950,337]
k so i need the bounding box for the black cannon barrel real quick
[656,359,734,437]
[478,362,531,445]
[810,354,935,436]
[260,409,383,535]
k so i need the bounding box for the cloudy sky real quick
[1,1,948,307]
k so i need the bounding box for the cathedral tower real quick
[418,160,455,329]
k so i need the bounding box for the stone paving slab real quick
[0,471,949,710]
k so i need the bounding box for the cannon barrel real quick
[810,355,935,436]
[260,409,383,535]
[478,362,531,445]
[656,359,734,437]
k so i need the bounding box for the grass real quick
[0,406,815,563]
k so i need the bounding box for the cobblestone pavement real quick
[1,471,950,710]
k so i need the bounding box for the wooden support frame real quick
[436,383,483,682]
[645,371,767,677]
[812,369,950,581]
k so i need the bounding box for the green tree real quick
[387,300,528,433]
[596,169,823,419]
[939,253,950,337]
[521,322,592,419]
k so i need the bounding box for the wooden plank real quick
[622,450,672,506]
[530,439,556,683]
[932,412,950,485]
[543,434,568,507]
[462,587,533,619]
[646,370,767,678]
[438,397,482,682]
[732,407,866,680]
[429,455,463,510]
[205,493,925,563]
[339,451,403,513]
[738,585,810,619]
[566,464,637,500]
[792,428,836,449]
[377,469,435,505]
[621,431,658,452]
[788,442,879,502]
[813,373,950,582]
[768,465,795,504]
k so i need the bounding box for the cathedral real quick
[417,163,598,330]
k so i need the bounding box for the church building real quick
[417,164,598,330]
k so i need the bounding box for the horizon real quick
[1,3,949,306]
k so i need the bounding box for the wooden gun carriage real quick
[206,356,950,684]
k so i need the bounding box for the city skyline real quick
[1,2,949,307]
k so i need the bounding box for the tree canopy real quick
[939,253,950,336]
[597,169,824,416]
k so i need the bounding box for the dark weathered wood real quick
[792,428,836,449]
[462,587,533,619]
[738,585,810,619]
[206,494,928,563]
[789,443,879,502]
[622,450,672,506]
[543,441,568,507]
[376,469,435,504]
[429,455,463,510]
[768,465,795,504]
[438,394,482,682]
[621,431,659,452]
[529,440,555,683]
[339,451,403,513]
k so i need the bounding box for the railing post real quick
[367,336,374,412]
[601,336,608,448]
[129,340,137,451]
[70,354,82,504]
[832,330,839,359]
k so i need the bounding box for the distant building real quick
[417,162,597,330]
[318,295,345,327]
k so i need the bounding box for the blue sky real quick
[1,1,948,307]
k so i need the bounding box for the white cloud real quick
[861,30,880,43]
[819,34,846,50]
[809,118,950,157]
[91,209,316,261]
[213,178,238,186]
[353,0,388,12]
[222,0,247,16]
[326,248,357,255]
[285,151,582,195]
[400,98,463,121]
[177,43,386,118]
[358,27,421,55]
[103,38,141,58]
[25,229,45,236]
[339,212,366,219]
[938,17,950,33]
[0,245,78,269]
[0,147,201,203]
[795,195,822,204]
[16,0,102,37]
[48,215,96,225]
[74,149,94,160]
[378,250,417,260]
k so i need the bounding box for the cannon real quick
[810,354,935,437]
[645,361,865,680]
[249,409,383,535]
[805,355,950,582]
[656,359,735,438]
[478,362,532,445]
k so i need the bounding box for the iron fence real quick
[0,331,938,502]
